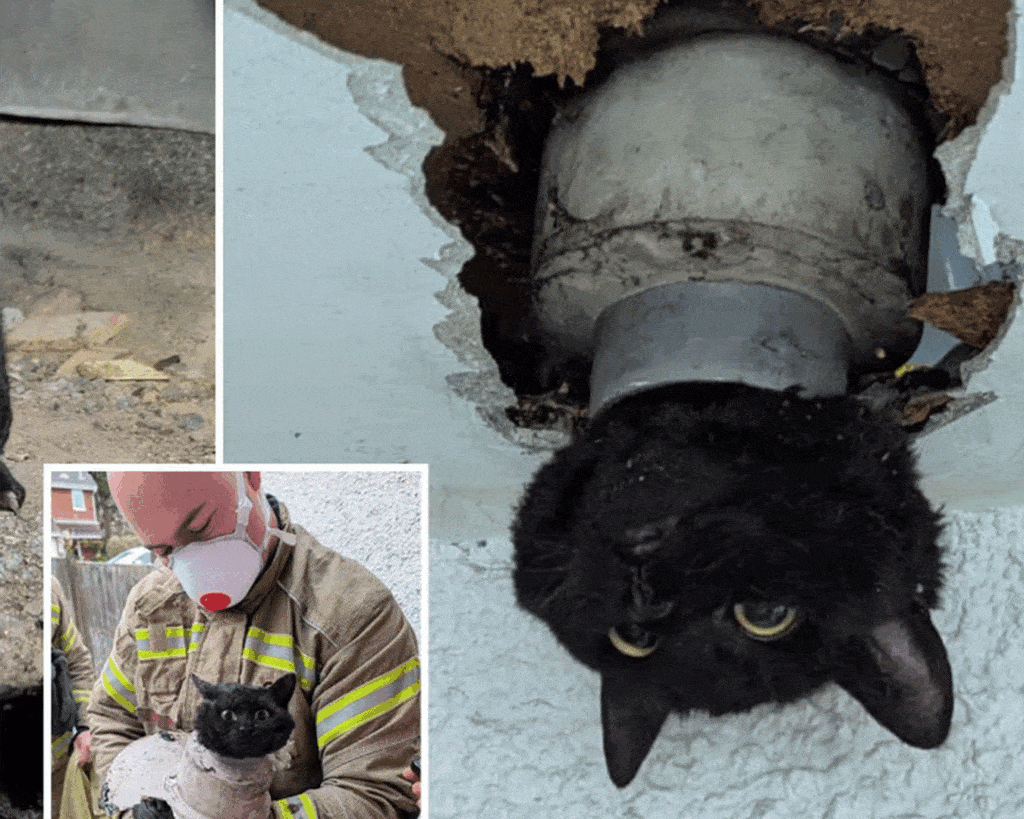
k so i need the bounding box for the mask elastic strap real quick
[233,471,254,539]
[236,472,297,547]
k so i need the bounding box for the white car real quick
[106,546,155,566]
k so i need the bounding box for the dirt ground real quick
[0,119,216,472]
[0,117,214,813]
[2,230,216,465]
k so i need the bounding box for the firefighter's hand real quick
[401,767,421,809]
[73,729,92,765]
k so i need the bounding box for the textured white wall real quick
[222,0,544,539]
[260,470,422,637]
[430,508,1024,818]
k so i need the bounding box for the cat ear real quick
[191,673,216,700]
[270,673,297,707]
[831,607,953,749]
[600,673,672,787]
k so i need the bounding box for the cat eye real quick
[608,625,659,658]
[220,709,237,722]
[255,708,270,721]
[733,602,799,641]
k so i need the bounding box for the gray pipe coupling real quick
[590,281,854,410]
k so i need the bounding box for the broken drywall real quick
[224,0,1024,512]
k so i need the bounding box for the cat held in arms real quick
[126,673,296,819]
[512,383,952,787]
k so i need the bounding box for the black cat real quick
[191,672,296,759]
[0,323,25,513]
[132,673,296,819]
[512,383,952,787]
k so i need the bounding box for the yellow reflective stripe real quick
[60,623,77,651]
[138,647,186,660]
[296,794,316,819]
[242,646,292,671]
[242,628,316,691]
[185,623,206,653]
[101,655,137,714]
[316,658,420,749]
[72,688,91,704]
[135,624,205,660]
[275,794,316,819]
[249,627,291,646]
[52,730,72,759]
[165,625,207,644]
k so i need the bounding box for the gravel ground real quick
[0,116,215,814]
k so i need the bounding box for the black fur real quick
[191,672,296,759]
[0,323,25,513]
[512,384,952,786]
[132,799,173,819]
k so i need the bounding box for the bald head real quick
[108,471,272,560]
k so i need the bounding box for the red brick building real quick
[51,471,103,557]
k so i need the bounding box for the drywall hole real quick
[253,0,1013,454]
[0,686,43,810]
[420,0,1005,441]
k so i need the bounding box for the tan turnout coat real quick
[88,500,420,819]
[52,578,97,767]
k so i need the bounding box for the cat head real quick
[512,386,952,786]
[191,672,296,759]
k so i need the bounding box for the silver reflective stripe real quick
[135,625,205,661]
[275,793,317,819]
[101,655,137,714]
[315,658,420,749]
[242,628,316,692]
[188,624,205,650]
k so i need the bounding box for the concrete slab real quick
[0,0,214,132]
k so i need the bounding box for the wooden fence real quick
[51,558,157,678]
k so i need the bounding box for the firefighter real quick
[89,471,420,818]
[52,577,96,819]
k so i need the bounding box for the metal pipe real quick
[531,32,934,411]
